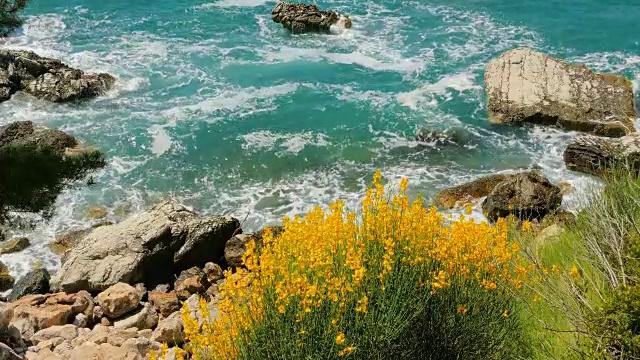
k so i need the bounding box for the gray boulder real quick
[564,133,640,176]
[8,268,50,302]
[485,48,637,137]
[51,201,240,293]
[482,172,563,222]
[0,49,115,103]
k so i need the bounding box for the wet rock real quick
[486,48,637,137]
[150,311,184,347]
[415,128,465,148]
[482,172,563,222]
[225,226,283,268]
[8,268,51,302]
[564,133,640,176]
[272,2,343,34]
[10,291,93,333]
[95,283,141,319]
[0,49,114,103]
[435,174,513,210]
[51,201,240,293]
[148,291,180,318]
[87,207,108,220]
[112,303,158,331]
[0,237,29,254]
[0,262,14,292]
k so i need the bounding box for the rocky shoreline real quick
[0,10,638,359]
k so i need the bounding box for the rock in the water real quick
[51,201,240,293]
[0,262,14,292]
[87,207,108,220]
[148,291,180,318]
[272,2,342,34]
[485,48,637,137]
[564,133,640,176]
[8,268,50,302]
[10,292,93,333]
[0,121,105,221]
[435,174,511,210]
[112,303,158,330]
[0,49,115,103]
[482,172,563,222]
[150,311,184,347]
[225,226,283,268]
[0,237,29,254]
[95,283,141,319]
[415,128,465,148]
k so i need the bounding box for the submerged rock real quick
[0,49,115,103]
[0,262,14,292]
[435,174,511,210]
[51,201,239,293]
[272,2,349,34]
[485,48,637,137]
[482,172,563,222]
[0,121,105,221]
[564,133,640,176]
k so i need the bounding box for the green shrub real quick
[0,0,29,37]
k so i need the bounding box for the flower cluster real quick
[174,171,529,359]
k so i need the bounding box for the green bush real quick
[0,0,29,37]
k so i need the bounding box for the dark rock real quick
[0,237,29,255]
[564,133,640,176]
[0,49,115,103]
[272,2,343,34]
[415,128,465,148]
[482,172,563,222]
[435,174,511,210]
[0,262,14,292]
[8,268,50,302]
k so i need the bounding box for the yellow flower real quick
[521,220,533,232]
[570,265,580,279]
[457,305,468,315]
[355,295,368,313]
[503,310,509,318]
[338,346,357,357]
[335,332,346,345]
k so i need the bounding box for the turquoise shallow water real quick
[1,0,639,278]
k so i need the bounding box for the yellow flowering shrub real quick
[167,171,532,360]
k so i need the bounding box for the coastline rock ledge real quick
[0,49,115,103]
[485,48,637,137]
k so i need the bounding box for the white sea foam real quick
[149,126,173,157]
[196,0,273,9]
[397,72,481,109]
[240,130,330,156]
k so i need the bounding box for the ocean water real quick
[0,0,639,279]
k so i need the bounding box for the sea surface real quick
[1,0,639,279]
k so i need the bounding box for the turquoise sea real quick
[1,0,639,278]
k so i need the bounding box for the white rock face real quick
[485,48,637,137]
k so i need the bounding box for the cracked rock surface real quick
[485,48,637,137]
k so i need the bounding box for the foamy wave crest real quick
[241,130,330,156]
[196,0,274,8]
[397,72,481,109]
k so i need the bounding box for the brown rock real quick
[150,311,184,347]
[87,207,107,220]
[148,291,180,318]
[564,133,640,176]
[174,268,207,300]
[434,174,511,209]
[49,222,112,257]
[0,237,30,254]
[95,283,141,319]
[203,262,223,284]
[0,261,15,292]
[272,2,341,34]
[11,292,92,332]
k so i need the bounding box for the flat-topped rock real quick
[485,48,637,137]
[0,49,114,103]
